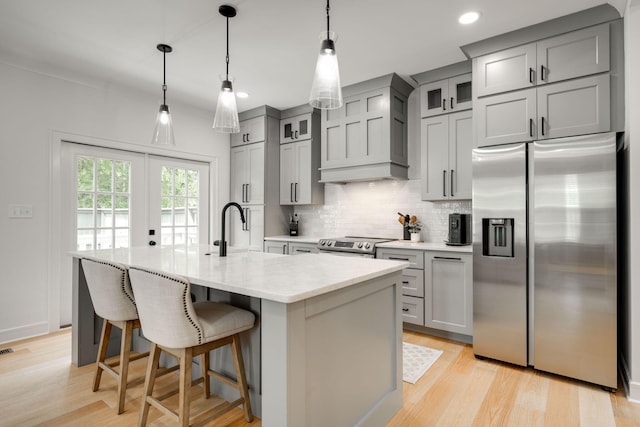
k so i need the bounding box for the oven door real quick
[318,250,374,258]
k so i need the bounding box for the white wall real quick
[623,0,640,402]
[0,57,230,343]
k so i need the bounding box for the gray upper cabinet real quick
[421,110,473,200]
[476,88,537,147]
[537,74,610,139]
[231,142,265,204]
[279,106,323,205]
[536,23,610,85]
[474,43,537,97]
[280,113,312,144]
[231,116,266,147]
[477,74,610,147]
[320,73,414,183]
[420,73,472,118]
[475,23,610,98]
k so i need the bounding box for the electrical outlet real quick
[8,204,33,218]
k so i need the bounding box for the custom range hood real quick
[318,73,415,183]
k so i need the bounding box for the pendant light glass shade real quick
[213,5,240,133]
[213,78,240,133]
[152,44,175,146]
[309,31,342,109]
[152,104,175,145]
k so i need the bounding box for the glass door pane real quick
[149,156,210,247]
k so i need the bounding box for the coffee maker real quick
[447,213,471,245]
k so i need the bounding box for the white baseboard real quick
[0,322,49,345]
[620,353,640,403]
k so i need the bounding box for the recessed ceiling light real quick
[459,11,480,25]
[236,91,249,99]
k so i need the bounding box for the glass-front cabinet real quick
[420,73,472,118]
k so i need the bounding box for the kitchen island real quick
[70,244,408,427]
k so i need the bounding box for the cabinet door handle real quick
[402,280,410,285]
[402,308,409,312]
[246,184,250,202]
[451,169,455,197]
[540,65,545,82]
[290,183,294,202]
[434,256,462,261]
[297,249,311,253]
[529,67,534,84]
[541,117,545,136]
[450,97,454,109]
[244,208,250,231]
[443,98,447,111]
[389,256,410,261]
[294,130,298,139]
[282,244,287,254]
[443,170,447,197]
[294,182,298,202]
[246,133,250,142]
[529,118,534,138]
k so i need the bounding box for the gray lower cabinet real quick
[424,251,473,336]
[264,240,288,254]
[289,242,319,254]
[263,240,319,255]
[377,248,424,326]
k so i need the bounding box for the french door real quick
[59,143,210,326]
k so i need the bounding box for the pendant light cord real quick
[225,15,230,80]
[162,49,167,105]
[326,0,330,38]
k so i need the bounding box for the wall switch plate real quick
[8,204,33,218]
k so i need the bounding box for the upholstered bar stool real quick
[81,257,149,414]
[128,266,255,427]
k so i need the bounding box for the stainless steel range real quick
[317,236,394,258]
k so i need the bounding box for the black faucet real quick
[219,202,245,257]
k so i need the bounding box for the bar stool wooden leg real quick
[93,319,112,392]
[201,351,210,399]
[117,320,134,414]
[231,334,253,422]
[179,348,193,427]
[139,343,161,427]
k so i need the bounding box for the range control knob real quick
[328,241,333,246]
[357,242,363,248]
[364,242,371,249]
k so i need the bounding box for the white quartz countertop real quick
[264,235,321,244]
[377,240,473,253]
[70,244,408,304]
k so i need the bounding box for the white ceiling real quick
[0,1,627,114]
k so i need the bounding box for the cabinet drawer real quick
[289,242,319,255]
[402,296,424,326]
[401,268,424,298]
[377,248,424,269]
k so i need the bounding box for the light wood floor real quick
[1,329,638,426]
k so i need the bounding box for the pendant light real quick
[309,0,343,110]
[213,5,240,133]
[152,44,175,146]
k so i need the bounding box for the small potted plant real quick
[408,216,422,242]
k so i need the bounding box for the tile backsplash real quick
[293,179,471,242]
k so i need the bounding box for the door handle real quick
[149,240,157,246]
[434,256,462,261]
[451,169,455,197]
[294,182,298,202]
[290,183,294,202]
[443,98,447,111]
[282,244,287,254]
[246,133,250,142]
[541,117,545,136]
[443,170,447,197]
[450,97,454,109]
[529,67,534,84]
[540,65,546,82]
[246,184,250,202]
[529,118,533,138]
[294,130,298,139]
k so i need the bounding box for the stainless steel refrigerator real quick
[472,132,617,389]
